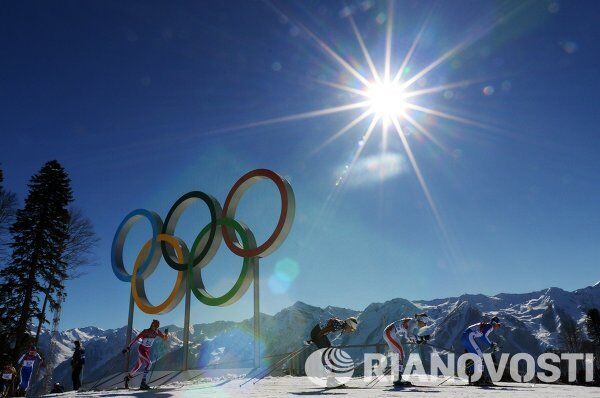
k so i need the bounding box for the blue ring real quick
[111,209,163,282]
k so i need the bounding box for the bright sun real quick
[366,81,406,120]
[217,1,511,267]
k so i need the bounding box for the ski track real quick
[42,376,599,397]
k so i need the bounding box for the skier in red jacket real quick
[122,319,168,390]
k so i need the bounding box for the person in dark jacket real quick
[71,341,85,391]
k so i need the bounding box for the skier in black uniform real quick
[309,317,358,348]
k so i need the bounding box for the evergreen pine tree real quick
[0,160,73,356]
[585,308,600,346]
[0,166,19,354]
[559,315,584,352]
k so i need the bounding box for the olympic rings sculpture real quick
[110,169,295,314]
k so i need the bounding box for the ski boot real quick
[393,366,413,388]
[139,380,151,390]
[393,378,413,388]
[471,377,494,387]
[123,375,131,389]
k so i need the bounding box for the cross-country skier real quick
[383,313,430,387]
[461,316,501,385]
[1,363,17,398]
[122,319,168,390]
[16,346,44,395]
[309,317,358,348]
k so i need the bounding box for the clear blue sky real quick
[1,0,599,331]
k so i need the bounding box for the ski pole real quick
[366,351,401,388]
[366,366,391,387]
[437,375,456,386]
[252,345,310,385]
[246,346,306,386]
[239,345,308,387]
[369,343,417,388]
[437,351,496,388]
[240,349,302,386]
[147,341,161,384]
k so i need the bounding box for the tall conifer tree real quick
[585,308,600,346]
[0,160,72,355]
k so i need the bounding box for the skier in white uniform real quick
[383,313,430,387]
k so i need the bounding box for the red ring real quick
[221,169,293,258]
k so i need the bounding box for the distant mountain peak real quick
[323,304,356,312]
[290,300,319,311]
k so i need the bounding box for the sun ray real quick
[305,116,380,243]
[384,0,394,81]
[206,101,371,135]
[296,21,372,87]
[390,117,460,263]
[345,116,380,181]
[402,112,447,152]
[314,79,369,97]
[312,109,372,154]
[405,102,499,131]
[401,36,474,91]
[391,9,432,85]
[381,118,390,153]
[401,2,530,91]
[402,77,491,99]
[390,117,439,222]
[262,0,372,87]
[348,12,381,84]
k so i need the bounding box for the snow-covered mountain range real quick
[35,282,600,391]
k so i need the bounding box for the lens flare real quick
[268,257,300,294]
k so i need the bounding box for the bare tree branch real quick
[62,206,99,279]
[0,172,17,261]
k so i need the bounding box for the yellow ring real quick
[131,234,188,314]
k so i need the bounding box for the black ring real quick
[160,191,221,271]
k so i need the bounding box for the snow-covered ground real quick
[43,376,599,397]
[33,282,600,395]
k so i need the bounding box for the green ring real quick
[188,218,257,306]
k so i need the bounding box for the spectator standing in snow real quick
[71,340,85,390]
